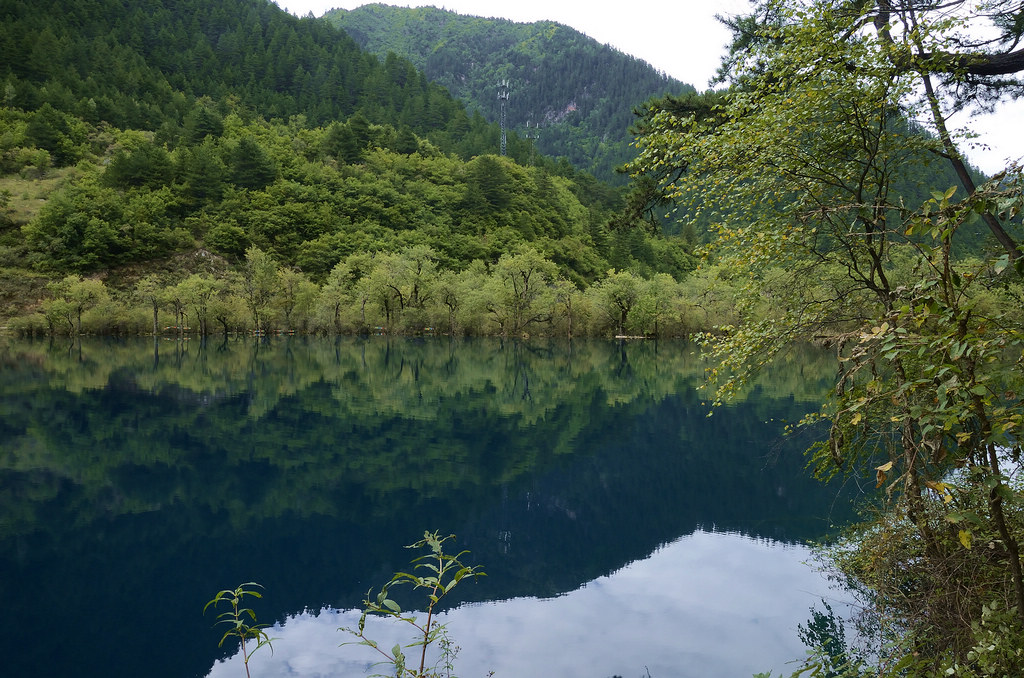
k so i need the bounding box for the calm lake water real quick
[0,336,858,678]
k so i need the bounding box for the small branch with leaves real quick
[341,531,486,678]
[204,582,276,678]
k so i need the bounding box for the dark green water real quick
[0,336,856,678]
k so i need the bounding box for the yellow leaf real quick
[925,480,954,504]
[850,413,862,425]
[959,529,972,549]
[874,461,893,488]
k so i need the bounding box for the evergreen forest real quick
[324,3,695,183]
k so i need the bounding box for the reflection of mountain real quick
[0,337,852,678]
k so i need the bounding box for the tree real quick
[177,274,223,336]
[464,154,512,214]
[47,274,109,335]
[715,0,1024,260]
[551,278,586,339]
[810,0,1024,260]
[359,257,402,332]
[163,282,189,335]
[587,269,644,337]
[275,267,317,330]
[184,100,224,143]
[210,277,248,335]
[812,183,1024,673]
[433,269,464,334]
[629,0,1024,672]
[393,126,419,155]
[25,103,73,165]
[635,272,680,338]
[240,246,278,333]
[229,137,278,190]
[484,248,558,336]
[398,244,438,312]
[318,258,361,332]
[104,142,173,189]
[176,140,226,204]
[134,274,165,336]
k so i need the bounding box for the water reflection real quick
[209,531,840,678]
[0,337,855,678]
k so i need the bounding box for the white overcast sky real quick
[274,0,1022,175]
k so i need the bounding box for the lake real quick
[0,336,858,678]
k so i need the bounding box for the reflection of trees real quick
[0,337,840,533]
[0,337,847,678]
[0,336,841,535]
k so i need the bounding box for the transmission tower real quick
[525,120,540,166]
[497,80,510,156]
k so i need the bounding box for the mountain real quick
[1,0,701,325]
[324,4,697,183]
[0,0,499,155]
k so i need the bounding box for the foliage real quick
[204,582,275,678]
[240,245,278,333]
[3,103,680,287]
[0,0,714,325]
[0,0,490,150]
[326,3,696,184]
[44,274,109,335]
[10,237,705,338]
[628,0,1024,674]
[341,531,485,678]
[586,269,645,336]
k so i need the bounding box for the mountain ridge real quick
[325,3,697,183]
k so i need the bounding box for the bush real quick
[6,312,49,336]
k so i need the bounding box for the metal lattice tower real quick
[525,120,539,165]
[497,80,510,155]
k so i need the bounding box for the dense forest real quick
[325,3,695,183]
[0,0,704,335]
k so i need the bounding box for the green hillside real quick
[0,0,702,334]
[0,0,514,157]
[325,3,697,183]
[0,0,1002,339]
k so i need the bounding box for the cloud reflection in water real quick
[207,530,847,678]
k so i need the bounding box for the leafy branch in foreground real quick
[630,0,1024,673]
[204,582,275,678]
[341,531,486,678]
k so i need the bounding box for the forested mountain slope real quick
[325,3,696,183]
[0,0,701,330]
[0,0,505,156]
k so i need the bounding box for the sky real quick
[276,0,751,88]
[274,0,1023,175]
